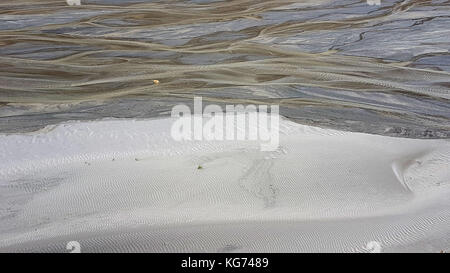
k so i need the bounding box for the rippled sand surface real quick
[0,0,449,136]
[1,118,449,252]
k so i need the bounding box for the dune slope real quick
[0,117,449,252]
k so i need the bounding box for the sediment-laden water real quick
[0,0,449,137]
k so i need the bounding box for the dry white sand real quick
[0,117,449,252]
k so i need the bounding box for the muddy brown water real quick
[0,0,449,137]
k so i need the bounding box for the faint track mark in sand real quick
[239,158,277,208]
[392,148,450,194]
[190,147,287,208]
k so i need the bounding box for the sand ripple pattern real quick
[0,0,449,137]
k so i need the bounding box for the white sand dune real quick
[0,117,449,252]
